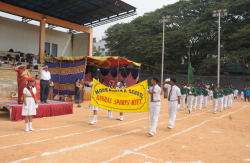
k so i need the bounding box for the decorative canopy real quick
[1,0,137,28]
[44,56,141,68]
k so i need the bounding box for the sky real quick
[0,0,179,38]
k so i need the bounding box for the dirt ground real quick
[0,96,250,163]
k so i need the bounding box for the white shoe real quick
[167,125,173,129]
[149,132,154,136]
[89,120,96,125]
[25,128,29,132]
[116,117,123,121]
[29,128,35,131]
[214,111,216,114]
[109,116,114,119]
[188,110,191,114]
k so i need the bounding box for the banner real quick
[90,79,149,113]
[46,60,85,95]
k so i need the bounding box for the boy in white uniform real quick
[234,88,239,101]
[163,78,181,129]
[148,77,161,136]
[241,90,244,102]
[187,83,195,114]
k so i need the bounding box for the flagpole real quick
[186,44,192,84]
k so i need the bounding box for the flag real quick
[90,79,149,113]
[189,63,194,83]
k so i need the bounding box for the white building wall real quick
[0,16,88,57]
[72,33,89,57]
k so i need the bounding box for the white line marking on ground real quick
[5,108,213,163]
[6,157,36,163]
[102,150,204,163]
[133,105,248,151]
[102,106,248,163]
[0,110,162,138]
[7,129,141,163]
[0,109,211,150]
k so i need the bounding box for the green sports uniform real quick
[198,89,203,95]
[194,89,199,97]
[218,91,224,98]
[180,87,187,95]
[203,89,208,96]
[223,89,229,96]
[213,90,219,99]
[188,86,195,95]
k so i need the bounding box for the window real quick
[45,42,50,55]
[52,43,58,57]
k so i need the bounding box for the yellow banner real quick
[90,79,149,113]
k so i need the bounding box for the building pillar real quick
[39,19,46,63]
[88,28,93,56]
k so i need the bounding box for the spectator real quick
[39,66,51,104]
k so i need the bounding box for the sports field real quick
[0,97,249,163]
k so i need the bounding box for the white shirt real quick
[149,84,161,101]
[164,84,181,101]
[234,90,238,96]
[40,70,51,80]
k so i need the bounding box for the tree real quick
[93,46,102,56]
[104,0,250,75]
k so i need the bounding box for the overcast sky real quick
[0,0,179,38]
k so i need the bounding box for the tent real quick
[44,56,141,95]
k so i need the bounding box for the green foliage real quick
[104,0,250,75]
[93,46,102,56]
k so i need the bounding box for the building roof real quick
[0,0,137,28]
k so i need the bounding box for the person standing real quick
[75,79,83,107]
[213,87,219,114]
[163,78,181,129]
[14,64,31,104]
[180,83,187,110]
[22,78,38,132]
[230,83,235,103]
[241,90,244,102]
[34,75,40,101]
[39,66,51,104]
[116,80,126,121]
[48,80,54,100]
[227,84,233,108]
[203,87,209,108]
[187,83,195,114]
[193,86,199,111]
[108,80,115,118]
[198,86,203,110]
[223,86,229,109]
[209,88,213,100]
[234,88,239,101]
[243,86,249,102]
[86,80,102,125]
[148,77,161,136]
[218,87,224,111]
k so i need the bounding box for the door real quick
[45,42,50,55]
[52,43,58,57]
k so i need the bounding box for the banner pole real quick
[147,111,149,133]
[58,57,62,96]
[117,56,119,83]
[82,56,87,102]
